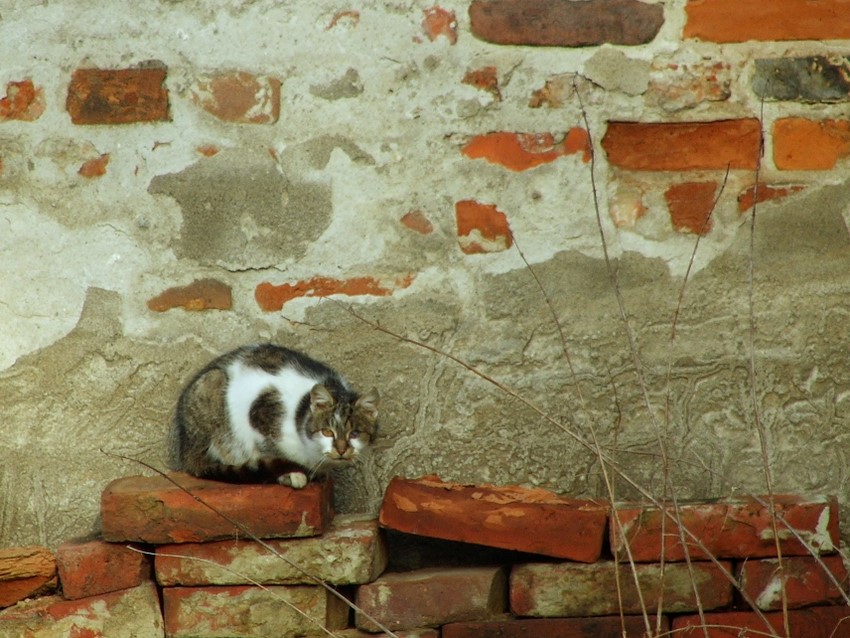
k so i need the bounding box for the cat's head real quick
[308,384,379,465]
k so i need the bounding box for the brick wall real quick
[5,0,850,579]
[1,475,847,637]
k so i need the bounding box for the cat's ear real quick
[355,388,380,421]
[310,384,335,412]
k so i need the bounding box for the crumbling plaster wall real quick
[2,0,850,549]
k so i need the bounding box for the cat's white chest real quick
[224,362,321,467]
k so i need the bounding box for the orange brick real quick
[773,118,850,170]
[672,605,850,637]
[0,546,56,608]
[665,181,717,235]
[443,616,663,638]
[355,566,506,632]
[379,475,608,562]
[737,554,848,610]
[684,0,850,43]
[100,473,333,544]
[422,6,458,44]
[66,66,169,125]
[147,278,233,312]
[0,79,45,121]
[191,71,280,124]
[737,183,805,212]
[611,495,839,562]
[255,274,415,312]
[455,200,513,254]
[56,538,151,600]
[602,119,761,171]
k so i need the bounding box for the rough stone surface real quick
[469,0,664,46]
[442,616,664,638]
[0,546,56,608]
[155,514,387,586]
[162,585,348,638]
[379,475,608,562]
[584,47,650,96]
[754,56,850,102]
[611,496,840,562]
[0,582,163,638]
[101,473,333,544]
[737,553,849,610]
[56,538,151,600]
[510,560,733,617]
[355,566,507,632]
[672,605,850,637]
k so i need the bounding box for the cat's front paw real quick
[278,471,308,489]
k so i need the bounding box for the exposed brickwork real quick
[462,130,589,171]
[190,71,280,124]
[78,153,110,178]
[147,278,233,312]
[455,200,513,254]
[0,79,45,121]
[684,0,850,43]
[602,119,762,171]
[510,560,733,617]
[163,585,348,638]
[773,118,850,170]
[155,515,386,586]
[737,553,849,610]
[469,0,664,46]
[66,66,169,124]
[737,183,805,213]
[100,473,333,544]
[401,210,435,234]
[462,66,501,101]
[421,6,458,44]
[672,605,850,637]
[443,616,665,638]
[355,566,506,632]
[611,496,839,562]
[56,538,151,600]
[0,546,56,608]
[379,475,608,562]
[255,274,415,312]
[665,181,718,235]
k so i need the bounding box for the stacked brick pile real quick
[1,474,847,637]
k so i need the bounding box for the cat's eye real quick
[321,428,334,438]
[349,430,360,439]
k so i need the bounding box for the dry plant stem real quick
[106,452,401,638]
[131,547,345,638]
[747,103,790,638]
[511,232,653,637]
[572,77,711,638]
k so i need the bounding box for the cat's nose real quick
[333,439,349,455]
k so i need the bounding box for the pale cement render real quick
[2,0,850,549]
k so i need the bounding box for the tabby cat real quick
[168,343,379,488]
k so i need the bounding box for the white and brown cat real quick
[168,343,379,488]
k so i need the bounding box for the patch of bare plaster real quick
[148,148,332,270]
[309,68,363,100]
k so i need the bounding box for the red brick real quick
[0,79,45,121]
[462,130,589,171]
[379,475,608,562]
[773,118,850,170]
[462,66,501,100]
[455,200,513,254]
[611,495,839,562]
[422,6,458,44]
[66,66,169,125]
[191,71,280,124]
[737,553,848,610]
[100,472,333,544]
[469,0,664,46]
[155,514,386,586]
[510,560,733,617]
[163,585,348,638]
[147,278,233,312]
[602,119,761,171]
[78,153,109,178]
[55,538,151,601]
[0,546,56,609]
[0,582,162,637]
[401,210,435,234]
[684,0,850,43]
[443,616,663,638]
[255,273,415,312]
[664,181,717,235]
[672,605,850,637]
[355,566,506,632]
[737,183,805,212]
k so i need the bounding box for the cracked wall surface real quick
[2,1,850,549]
